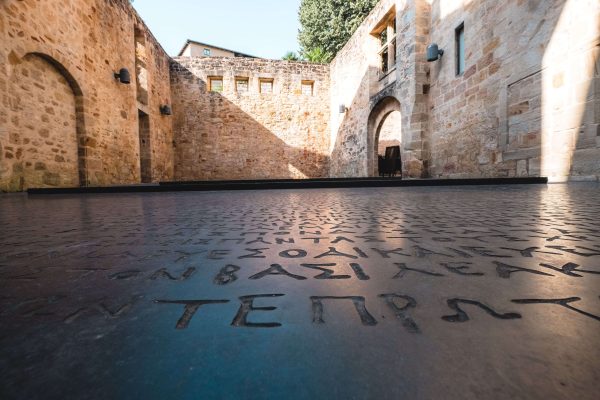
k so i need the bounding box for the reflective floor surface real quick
[1,183,599,399]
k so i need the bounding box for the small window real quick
[259,78,273,94]
[301,80,314,96]
[203,48,211,56]
[236,77,249,93]
[209,77,223,92]
[375,14,397,75]
[381,48,389,73]
[456,23,465,75]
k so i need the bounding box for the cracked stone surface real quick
[1,183,599,399]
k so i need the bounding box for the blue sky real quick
[132,0,303,59]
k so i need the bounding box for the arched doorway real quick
[7,53,85,190]
[367,96,402,177]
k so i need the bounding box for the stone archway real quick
[367,96,402,177]
[6,53,86,190]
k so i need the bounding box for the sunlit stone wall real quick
[428,0,599,181]
[330,0,599,181]
[0,0,174,192]
[329,0,435,179]
[170,57,330,180]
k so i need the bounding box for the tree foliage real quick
[298,0,378,63]
[303,47,333,63]
[282,51,301,61]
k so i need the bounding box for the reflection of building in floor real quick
[1,0,598,191]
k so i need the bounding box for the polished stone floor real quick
[1,184,599,399]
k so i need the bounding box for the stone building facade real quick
[0,0,598,192]
[330,0,600,181]
[0,0,174,192]
[170,58,330,180]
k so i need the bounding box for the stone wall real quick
[0,0,174,191]
[427,0,600,181]
[0,0,597,191]
[329,0,599,181]
[329,0,397,177]
[170,57,330,180]
[329,0,432,178]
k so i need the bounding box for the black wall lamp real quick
[114,68,131,84]
[160,105,172,116]
[426,44,444,62]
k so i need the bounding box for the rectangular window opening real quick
[456,23,465,76]
[301,80,314,96]
[203,48,211,57]
[373,12,397,75]
[259,78,274,94]
[209,77,223,92]
[381,48,389,73]
[236,77,249,93]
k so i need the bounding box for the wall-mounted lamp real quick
[426,44,444,62]
[114,68,131,84]
[160,105,172,116]
[339,104,347,114]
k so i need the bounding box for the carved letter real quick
[238,248,269,259]
[442,298,521,322]
[150,267,196,281]
[213,265,241,285]
[393,263,444,279]
[154,299,230,329]
[231,294,285,328]
[494,262,554,279]
[349,263,370,280]
[379,294,420,333]
[540,262,600,277]
[512,297,600,322]
[371,248,410,258]
[314,247,358,259]
[249,264,307,280]
[279,249,308,259]
[300,263,350,279]
[310,296,377,326]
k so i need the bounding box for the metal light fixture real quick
[339,104,347,114]
[114,68,131,84]
[160,105,172,116]
[426,43,444,62]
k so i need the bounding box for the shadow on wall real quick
[329,65,418,179]
[329,68,374,178]
[170,61,330,181]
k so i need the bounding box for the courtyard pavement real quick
[1,183,599,399]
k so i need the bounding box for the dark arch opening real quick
[367,96,402,177]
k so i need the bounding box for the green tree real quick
[303,47,333,63]
[282,51,301,61]
[298,0,378,63]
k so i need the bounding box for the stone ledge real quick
[26,177,548,195]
